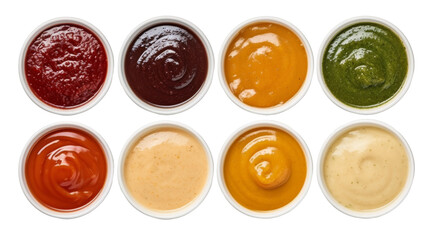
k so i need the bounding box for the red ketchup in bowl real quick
[24,127,108,211]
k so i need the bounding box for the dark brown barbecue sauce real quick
[124,23,208,107]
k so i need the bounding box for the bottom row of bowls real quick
[19,120,414,219]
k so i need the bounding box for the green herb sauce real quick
[322,22,408,108]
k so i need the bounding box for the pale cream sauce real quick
[124,127,208,211]
[324,126,408,211]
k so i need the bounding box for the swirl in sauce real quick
[322,23,408,108]
[25,24,108,109]
[25,128,107,211]
[323,126,409,211]
[124,24,208,107]
[223,127,307,211]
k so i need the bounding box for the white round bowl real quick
[19,17,114,115]
[317,120,414,218]
[118,121,213,219]
[118,16,214,115]
[318,16,414,114]
[218,121,313,218]
[19,122,114,219]
[218,17,314,115]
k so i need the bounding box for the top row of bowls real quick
[19,16,414,115]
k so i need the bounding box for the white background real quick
[1,0,426,239]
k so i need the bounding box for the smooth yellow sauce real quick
[224,127,307,211]
[224,22,308,108]
[124,127,208,211]
[324,126,409,211]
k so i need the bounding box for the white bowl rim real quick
[118,15,215,115]
[18,17,114,116]
[317,16,415,115]
[19,122,114,219]
[217,120,313,218]
[317,119,415,218]
[117,120,214,219]
[218,16,314,115]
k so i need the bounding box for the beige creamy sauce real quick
[124,127,208,211]
[324,126,408,211]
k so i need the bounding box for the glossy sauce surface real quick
[124,127,208,211]
[124,24,208,107]
[322,23,408,108]
[224,22,308,108]
[25,24,108,109]
[224,127,307,211]
[25,128,107,211]
[324,126,409,211]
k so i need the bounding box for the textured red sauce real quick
[25,24,108,109]
[25,127,107,211]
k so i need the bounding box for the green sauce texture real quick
[322,22,408,108]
